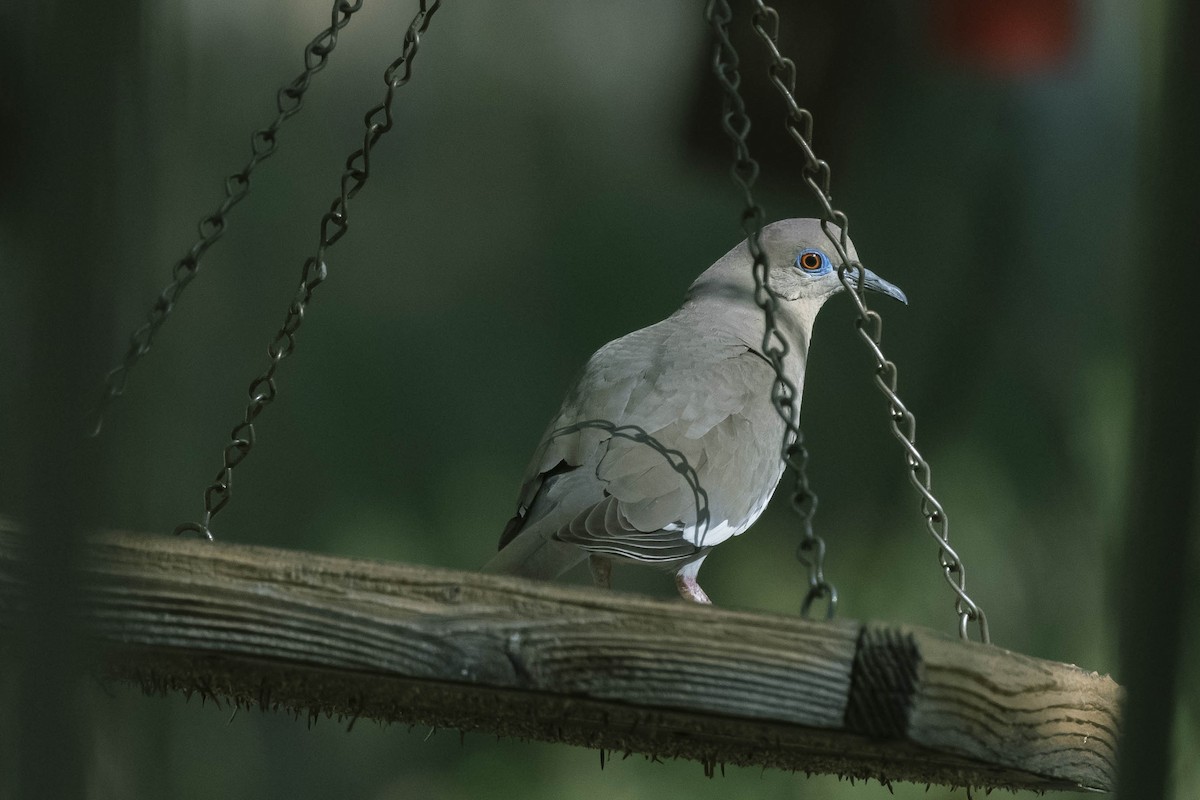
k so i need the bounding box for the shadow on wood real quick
[0,522,1120,792]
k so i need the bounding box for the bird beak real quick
[843,264,908,305]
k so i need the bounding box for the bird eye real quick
[796,249,827,273]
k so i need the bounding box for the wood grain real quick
[0,523,1120,792]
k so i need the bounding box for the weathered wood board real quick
[0,525,1120,792]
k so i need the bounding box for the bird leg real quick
[589,554,613,590]
[675,574,712,604]
[675,557,711,603]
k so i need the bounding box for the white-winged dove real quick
[483,218,906,603]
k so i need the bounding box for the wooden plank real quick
[0,523,1120,791]
[849,624,1120,791]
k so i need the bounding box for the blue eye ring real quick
[796,248,832,274]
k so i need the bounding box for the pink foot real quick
[675,574,712,604]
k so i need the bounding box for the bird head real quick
[759,218,907,307]
[687,218,907,316]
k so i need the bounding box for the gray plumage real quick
[483,218,905,602]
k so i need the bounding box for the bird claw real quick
[676,574,712,604]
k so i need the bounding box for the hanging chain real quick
[87,0,367,438]
[174,0,442,540]
[745,1,989,643]
[550,420,712,543]
[705,0,836,619]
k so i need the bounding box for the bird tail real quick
[481,527,587,581]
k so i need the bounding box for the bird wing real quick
[495,316,782,569]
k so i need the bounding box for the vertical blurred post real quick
[2,0,138,796]
[1115,1,1200,798]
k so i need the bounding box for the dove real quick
[483,218,906,603]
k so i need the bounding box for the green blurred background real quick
[2,0,1197,798]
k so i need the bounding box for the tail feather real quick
[482,528,587,580]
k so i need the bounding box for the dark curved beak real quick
[843,264,907,305]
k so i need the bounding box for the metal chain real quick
[87,0,367,438]
[174,0,443,540]
[745,1,990,643]
[550,420,712,545]
[705,0,836,620]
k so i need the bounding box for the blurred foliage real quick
[2,0,1196,798]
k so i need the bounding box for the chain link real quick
[550,420,712,545]
[744,1,989,643]
[705,0,836,620]
[174,0,443,540]
[87,0,367,439]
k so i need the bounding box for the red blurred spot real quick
[931,0,1077,75]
